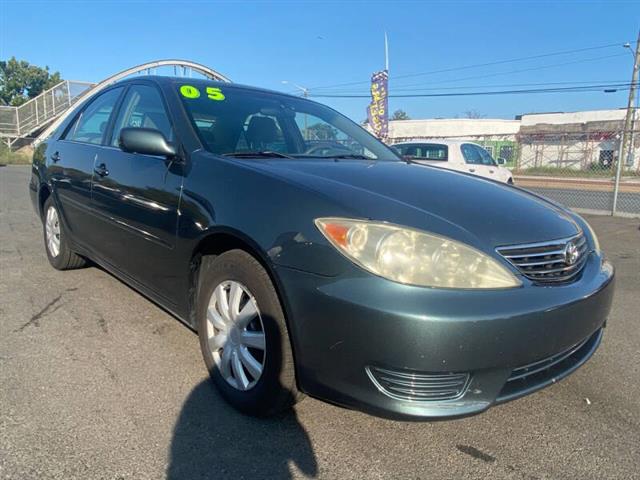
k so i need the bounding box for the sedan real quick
[30,76,614,419]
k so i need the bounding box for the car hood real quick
[242,159,579,248]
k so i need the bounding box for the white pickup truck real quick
[393,140,514,184]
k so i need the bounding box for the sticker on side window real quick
[206,87,225,101]
[180,85,200,99]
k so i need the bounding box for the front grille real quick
[366,366,470,402]
[496,233,589,283]
[498,328,603,402]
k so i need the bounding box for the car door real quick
[48,87,124,247]
[460,143,492,179]
[90,83,184,304]
[477,145,501,181]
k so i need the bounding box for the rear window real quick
[396,144,448,161]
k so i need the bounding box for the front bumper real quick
[276,251,615,420]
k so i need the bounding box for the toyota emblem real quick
[564,241,580,265]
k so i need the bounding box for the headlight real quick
[579,216,601,254]
[315,218,521,289]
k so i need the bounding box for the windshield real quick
[177,83,400,161]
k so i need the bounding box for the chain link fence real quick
[511,128,640,217]
[390,128,640,218]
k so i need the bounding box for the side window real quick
[420,144,448,161]
[477,146,496,166]
[461,144,482,165]
[111,85,174,146]
[399,145,417,156]
[64,88,123,144]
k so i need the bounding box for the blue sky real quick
[1,0,638,121]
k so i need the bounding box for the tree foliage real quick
[391,109,410,121]
[307,122,338,140]
[0,57,62,106]
[463,109,486,119]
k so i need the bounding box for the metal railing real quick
[0,80,94,142]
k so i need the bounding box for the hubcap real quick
[206,280,266,391]
[45,206,61,258]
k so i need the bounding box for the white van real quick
[393,140,513,184]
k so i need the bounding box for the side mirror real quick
[119,128,176,158]
[497,157,506,165]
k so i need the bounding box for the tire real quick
[196,249,301,416]
[42,196,86,270]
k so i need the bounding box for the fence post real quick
[14,106,20,137]
[612,133,624,215]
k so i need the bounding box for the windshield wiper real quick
[325,154,370,160]
[223,151,294,159]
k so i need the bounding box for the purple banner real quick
[367,69,389,139]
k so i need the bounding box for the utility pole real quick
[613,30,640,215]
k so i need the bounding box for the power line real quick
[388,53,630,90]
[307,82,637,99]
[306,53,630,96]
[306,42,629,92]
[316,79,630,96]
[390,79,631,92]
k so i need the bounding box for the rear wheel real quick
[42,196,86,270]
[197,249,301,416]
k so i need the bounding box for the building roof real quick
[387,118,521,139]
[519,108,627,126]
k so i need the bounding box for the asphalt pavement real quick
[1,165,639,480]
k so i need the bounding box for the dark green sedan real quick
[29,76,614,420]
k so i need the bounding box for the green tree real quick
[0,57,62,106]
[391,109,410,120]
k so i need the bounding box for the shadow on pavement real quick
[167,380,318,479]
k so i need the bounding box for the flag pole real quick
[384,32,389,72]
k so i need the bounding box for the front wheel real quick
[42,196,86,270]
[196,250,302,416]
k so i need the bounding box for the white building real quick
[378,109,638,172]
[386,118,520,143]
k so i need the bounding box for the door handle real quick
[489,169,494,174]
[50,152,61,163]
[468,168,476,173]
[94,163,109,177]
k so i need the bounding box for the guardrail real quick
[0,80,94,143]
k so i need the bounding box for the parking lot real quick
[1,164,639,479]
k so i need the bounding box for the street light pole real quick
[281,80,309,97]
[613,31,640,215]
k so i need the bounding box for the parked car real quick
[30,76,614,420]
[393,140,514,184]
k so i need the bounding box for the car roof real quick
[112,75,305,100]
[393,139,480,147]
